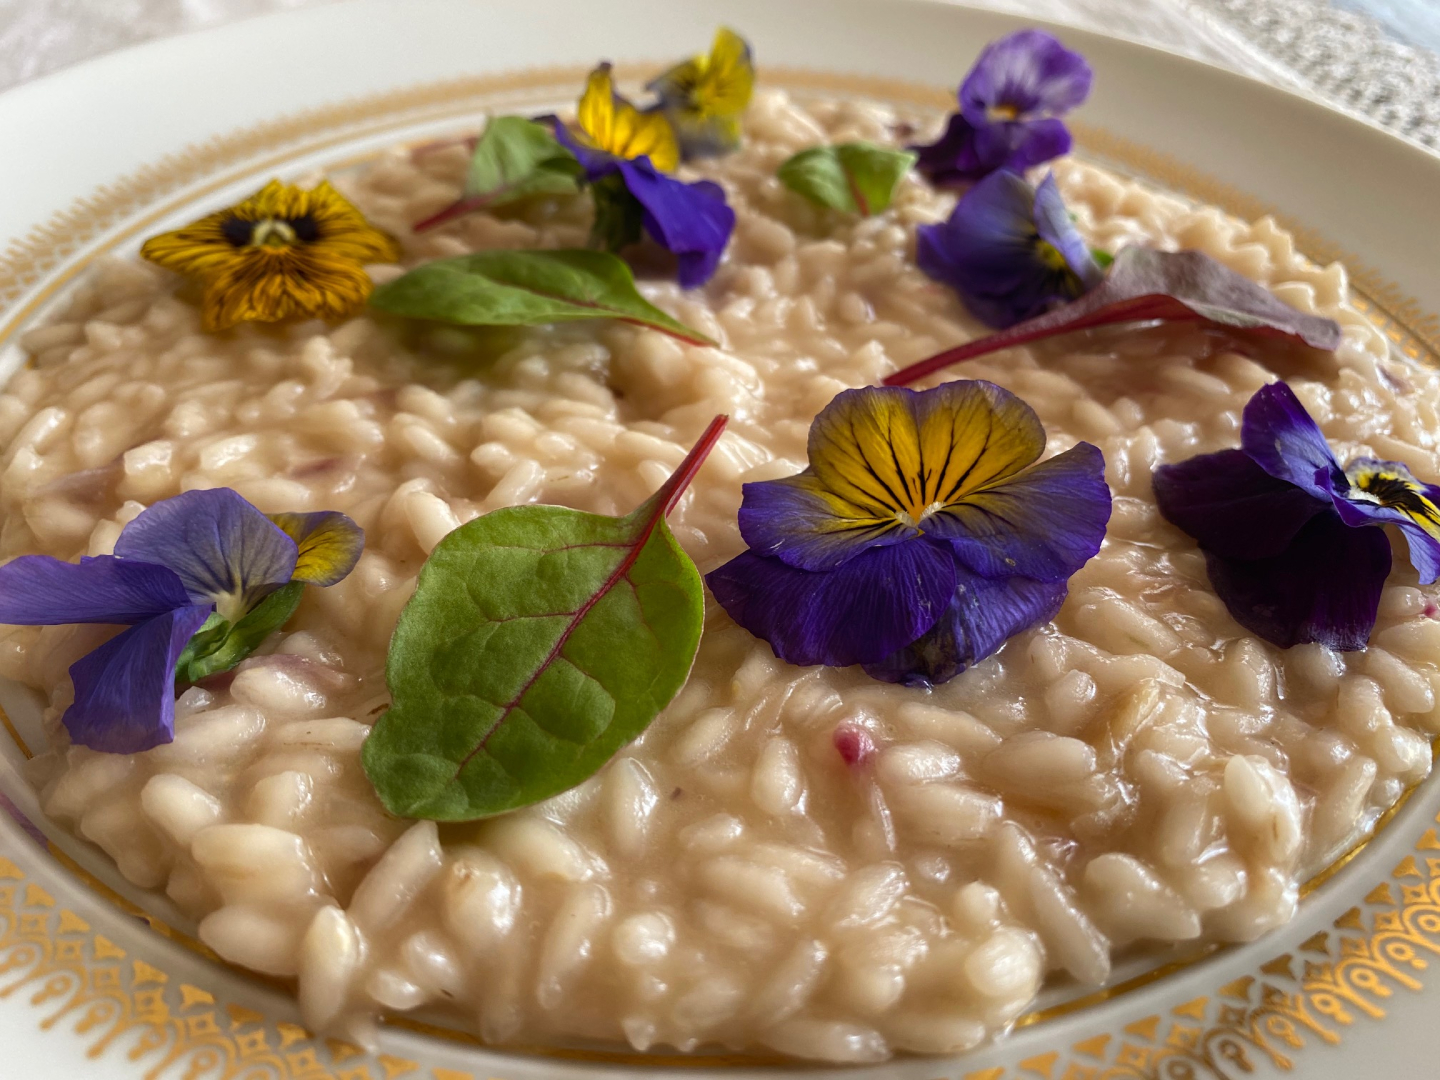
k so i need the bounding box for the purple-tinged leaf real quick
[885,247,1342,387]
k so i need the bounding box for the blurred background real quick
[0,0,1435,149]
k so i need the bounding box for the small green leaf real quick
[777,142,917,217]
[362,416,729,821]
[175,582,306,685]
[465,116,582,202]
[1091,247,1114,269]
[414,117,582,231]
[368,249,714,345]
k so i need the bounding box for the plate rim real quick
[0,3,1438,1077]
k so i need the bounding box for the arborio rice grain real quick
[5,88,1438,1061]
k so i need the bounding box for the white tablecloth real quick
[0,0,1435,149]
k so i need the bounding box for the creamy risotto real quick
[4,89,1438,1062]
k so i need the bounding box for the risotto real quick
[3,88,1437,1062]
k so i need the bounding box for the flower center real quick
[896,500,946,529]
[987,102,1022,122]
[221,213,321,249]
[1348,466,1438,519]
[1035,240,1069,272]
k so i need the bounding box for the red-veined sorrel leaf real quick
[361,415,728,820]
[368,248,715,346]
[886,247,1342,387]
[776,142,917,217]
[412,117,581,233]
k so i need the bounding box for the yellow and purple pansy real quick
[646,27,756,159]
[707,382,1112,686]
[1154,382,1440,651]
[918,169,1103,329]
[0,488,363,753]
[141,180,400,331]
[912,29,1092,185]
[549,64,736,287]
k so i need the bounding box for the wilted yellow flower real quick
[648,27,755,158]
[141,180,400,331]
[573,63,681,172]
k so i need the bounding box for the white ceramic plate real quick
[1,1,1438,1077]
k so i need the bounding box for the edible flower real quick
[912,29,1092,185]
[1153,382,1440,651]
[646,27,756,159]
[917,169,1102,329]
[0,489,363,753]
[707,382,1111,686]
[141,180,400,332]
[550,64,736,287]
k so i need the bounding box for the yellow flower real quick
[573,64,681,172]
[648,28,755,158]
[140,180,400,331]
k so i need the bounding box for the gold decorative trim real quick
[0,853,425,1080]
[959,802,1440,1080]
[0,60,1437,1078]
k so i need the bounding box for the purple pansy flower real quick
[1153,381,1440,651]
[918,169,1103,329]
[0,488,363,753]
[912,29,1093,185]
[707,381,1111,686]
[549,64,735,287]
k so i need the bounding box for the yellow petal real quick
[576,64,680,172]
[808,387,928,521]
[268,510,364,587]
[807,383,1045,523]
[916,381,1046,506]
[697,28,755,118]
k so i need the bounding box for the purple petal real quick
[617,162,734,287]
[912,115,1072,186]
[999,117,1073,172]
[1203,509,1390,651]
[706,539,956,668]
[1153,448,1327,560]
[959,30,1094,124]
[115,488,298,612]
[926,442,1111,582]
[911,114,991,185]
[916,170,1089,329]
[1239,382,1342,500]
[544,117,619,181]
[62,603,213,752]
[0,554,191,626]
[1033,172,1102,289]
[737,470,918,572]
[1395,519,1440,584]
[864,567,1067,686]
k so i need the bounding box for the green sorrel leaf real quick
[776,142,917,217]
[368,249,714,346]
[362,415,729,821]
[413,117,582,232]
[885,247,1343,386]
[175,582,306,685]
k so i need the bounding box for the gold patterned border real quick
[7,800,1440,1080]
[0,58,1437,1079]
